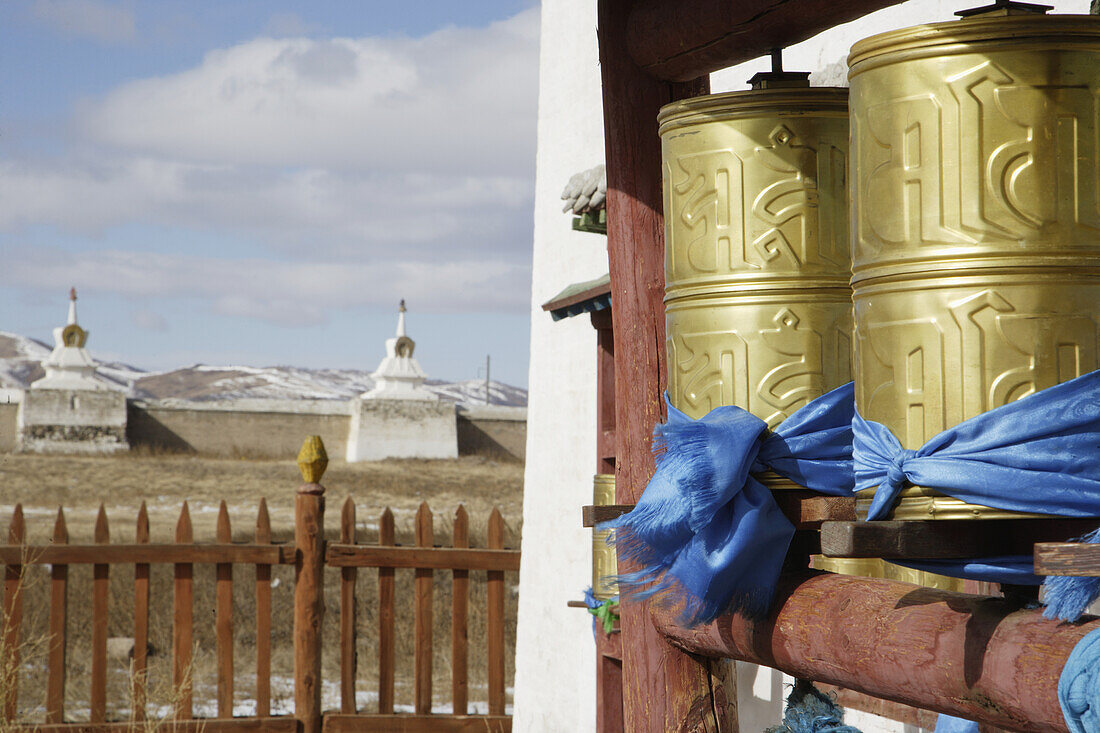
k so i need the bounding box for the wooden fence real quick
[0,440,518,733]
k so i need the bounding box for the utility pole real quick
[484,355,491,405]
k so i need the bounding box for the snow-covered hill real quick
[0,331,526,407]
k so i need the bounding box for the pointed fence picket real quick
[0,437,518,732]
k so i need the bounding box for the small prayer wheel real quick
[660,60,853,488]
[592,473,618,600]
[849,3,1100,519]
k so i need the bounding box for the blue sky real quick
[0,0,539,387]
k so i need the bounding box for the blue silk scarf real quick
[854,368,1100,621]
[602,382,854,625]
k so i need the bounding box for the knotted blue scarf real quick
[854,368,1100,621]
[1061,626,1100,733]
[602,382,854,625]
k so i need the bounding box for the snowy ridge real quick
[0,331,526,407]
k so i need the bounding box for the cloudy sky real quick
[0,0,539,386]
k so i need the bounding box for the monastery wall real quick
[0,402,18,453]
[121,399,524,461]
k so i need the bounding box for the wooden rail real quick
[0,500,287,730]
[0,491,517,731]
[332,499,517,728]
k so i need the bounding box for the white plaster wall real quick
[512,0,607,730]
[345,398,457,461]
[711,3,1091,730]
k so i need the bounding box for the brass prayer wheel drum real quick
[592,473,618,601]
[849,8,1100,519]
[660,81,853,454]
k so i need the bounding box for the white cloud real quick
[30,0,135,44]
[0,9,540,323]
[81,10,539,175]
[3,249,530,326]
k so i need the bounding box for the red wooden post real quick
[597,0,736,730]
[295,436,328,733]
[46,508,68,724]
[90,505,109,723]
[2,505,25,723]
[133,503,150,722]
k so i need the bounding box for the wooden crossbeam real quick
[625,0,906,81]
[821,519,1098,559]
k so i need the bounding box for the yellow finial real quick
[297,435,328,484]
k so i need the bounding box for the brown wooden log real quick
[174,503,194,719]
[413,503,433,715]
[656,572,1100,732]
[451,506,469,716]
[598,0,735,729]
[486,508,505,717]
[132,503,150,722]
[325,545,519,571]
[90,505,109,723]
[216,501,234,718]
[378,508,396,715]
[0,544,292,565]
[294,481,325,733]
[321,714,511,733]
[339,497,357,714]
[625,0,905,82]
[46,508,68,724]
[3,505,26,722]
[254,499,272,718]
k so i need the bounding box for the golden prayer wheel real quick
[849,3,1100,520]
[659,67,853,490]
[592,473,618,600]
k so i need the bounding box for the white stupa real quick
[31,288,112,391]
[19,288,129,454]
[361,300,438,401]
[345,300,457,462]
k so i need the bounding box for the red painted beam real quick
[656,572,1098,732]
[626,0,906,81]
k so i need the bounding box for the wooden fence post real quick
[295,436,328,733]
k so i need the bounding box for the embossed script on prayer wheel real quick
[592,473,618,601]
[660,75,853,443]
[849,7,1100,519]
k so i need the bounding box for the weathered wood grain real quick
[377,508,396,715]
[1035,542,1100,577]
[174,503,194,719]
[216,501,234,718]
[254,498,272,717]
[339,497,357,714]
[3,505,26,722]
[324,546,519,571]
[451,506,469,716]
[487,508,505,717]
[0,543,292,565]
[598,0,733,729]
[321,714,511,733]
[90,506,109,723]
[657,572,1099,732]
[132,503,150,722]
[294,481,325,733]
[413,503,433,715]
[46,508,68,724]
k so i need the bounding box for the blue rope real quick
[765,680,861,733]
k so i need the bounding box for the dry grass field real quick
[0,452,524,722]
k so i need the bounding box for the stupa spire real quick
[397,299,407,337]
[68,287,78,326]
